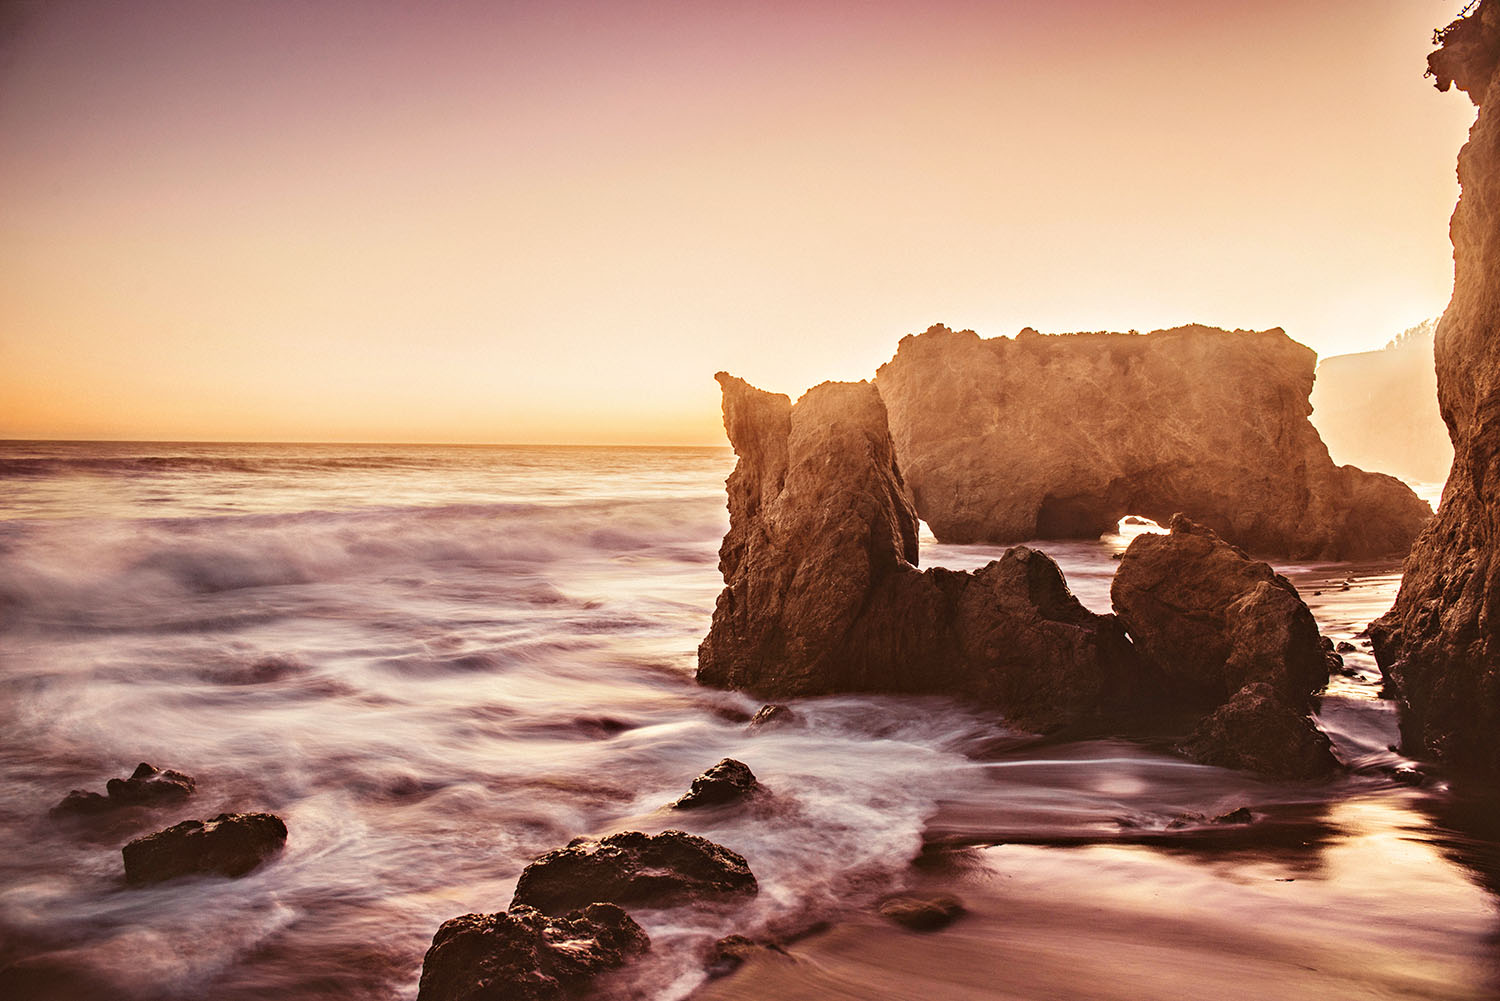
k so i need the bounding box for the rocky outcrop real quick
[1112,516,1338,777]
[122,812,287,885]
[51,762,195,816]
[697,374,1145,730]
[671,759,759,809]
[1111,516,1331,707]
[510,830,757,915]
[416,903,649,1001]
[1373,3,1500,775]
[874,323,1431,560]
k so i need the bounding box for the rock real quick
[873,323,1430,560]
[877,894,966,931]
[1111,515,1330,708]
[1392,767,1425,787]
[672,759,758,809]
[510,830,757,915]
[416,903,649,1001]
[705,935,759,978]
[1372,1,1500,776]
[1213,807,1253,825]
[122,812,287,885]
[1181,683,1338,779]
[698,374,1144,730]
[51,762,195,816]
[1336,641,1357,653]
[746,703,796,730]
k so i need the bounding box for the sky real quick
[0,0,1483,444]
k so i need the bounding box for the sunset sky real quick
[0,0,1481,444]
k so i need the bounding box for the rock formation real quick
[671,759,759,810]
[697,374,1145,730]
[1372,2,1500,775]
[122,812,287,885]
[51,762,195,816]
[416,903,649,1001]
[874,323,1431,560]
[510,830,757,915]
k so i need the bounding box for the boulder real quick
[746,704,796,730]
[1181,683,1338,779]
[874,322,1430,560]
[510,830,756,915]
[1111,515,1329,707]
[877,894,966,931]
[122,812,286,885]
[51,762,195,817]
[671,759,758,810]
[1372,1,1500,776]
[698,374,1144,730]
[416,903,648,1001]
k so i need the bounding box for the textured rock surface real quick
[51,762,195,816]
[672,758,758,809]
[122,811,286,885]
[510,830,757,915]
[875,323,1431,559]
[697,374,1144,730]
[1182,683,1337,779]
[1111,516,1330,707]
[878,894,966,931]
[1372,3,1500,776]
[416,903,648,1001]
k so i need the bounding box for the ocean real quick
[0,441,1492,1000]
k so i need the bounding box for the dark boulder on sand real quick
[1181,682,1337,779]
[511,830,757,915]
[878,894,966,931]
[122,811,287,885]
[417,903,648,1001]
[697,373,1144,731]
[1111,515,1330,707]
[672,758,759,809]
[51,762,195,817]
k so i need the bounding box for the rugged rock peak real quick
[698,372,1145,728]
[874,322,1431,560]
[1373,1,1500,775]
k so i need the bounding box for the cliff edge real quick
[1372,2,1500,774]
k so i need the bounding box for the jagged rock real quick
[1181,683,1337,779]
[1336,641,1357,654]
[122,812,286,885]
[510,830,756,915]
[877,895,966,931]
[1111,515,1330,707]
[1373,1,1500,776]
[672,759,758,809]
[874,323,1431,560]
[698,374,1144,730]
[1214,807,1253,825]
[51,762,195,816]
[416,903,649,1001]
[746,704,796,730]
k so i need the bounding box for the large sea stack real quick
[1372,3,1500,775]
[697,373,1145,730]
[874,323,1431,560]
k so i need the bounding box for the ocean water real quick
[0,442,1492,1000]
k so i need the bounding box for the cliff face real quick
[1372,3,1500,774]
[874,324,1431,560]
[697,373,1145,730]
[1311,324,1452,486]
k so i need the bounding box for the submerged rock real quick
[746,703,796,730]
[122,812,286,885]
[672,758,758,809]
[510,830,757,915]
[698,374,1144,730]
[874,323,1430,560]
[51,762,195,817]
[1372,1,1500,776]
[1181,683,1337,779]
[878,894,966,931]
[1111,516,1329,708]
[416,903,648,1001]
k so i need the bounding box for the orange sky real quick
[0,0,1481,444]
